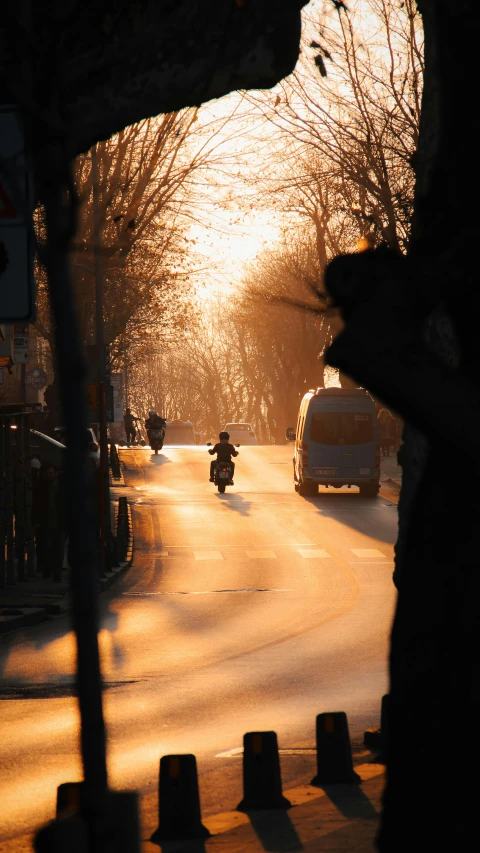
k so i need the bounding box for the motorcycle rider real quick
[145,409,167,446]
[208,431,238,485]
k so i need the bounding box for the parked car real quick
[53,426,100,469]
[223,422,257,445]
[163,420,196,445]
[10,427,66,470]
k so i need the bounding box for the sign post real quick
[25,366,48,390]
[0,107,35,321]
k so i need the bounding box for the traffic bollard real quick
[56,781,84,817]
[236,731,291,811]
[150,754,210,841]
[55,785,140,850]
[110,791,141,853]
[311,712,361,785]
[34,815,88,852]
[364,693,389,763]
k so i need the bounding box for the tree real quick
[34,109,244,374]
[240,230,331,438]
[131,231,331,444]
[246,0,423,253]
[321,3,480,849]
[2,1,308,167]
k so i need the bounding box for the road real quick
[0,445,397,851]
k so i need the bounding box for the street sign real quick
[0,107,35,321]
[26,365,48,389]
[13,323,29,363]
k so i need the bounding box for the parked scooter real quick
[132,418,147,447]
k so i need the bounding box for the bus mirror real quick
[286,427,296,442]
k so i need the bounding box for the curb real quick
[0,606,49,634]
[110,466,126,487]
[100,497,134,591]
[384,477,401,490]
[99,560,131,592]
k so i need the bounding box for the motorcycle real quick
[213,460,234,493]
[207,443,240,493]
[148,427,165,455]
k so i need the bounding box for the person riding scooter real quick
[208,431,238,485]
[145,410,167,446]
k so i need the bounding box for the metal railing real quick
[0,406,38,588]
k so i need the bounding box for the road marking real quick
[122,588,295,597]
[216,747,243,758]
[216,746,316,758]
[193,551,223,560]
[298,549,331,559]
[350,548,387,558]
[245,550,277,559]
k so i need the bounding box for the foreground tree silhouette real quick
[323,3,480,849]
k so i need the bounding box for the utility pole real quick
[124,335,129,409]
[91,145,115,571]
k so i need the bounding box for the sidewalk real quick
[0,485,132,634]
[142,761,385,852]
[380,451,402,490]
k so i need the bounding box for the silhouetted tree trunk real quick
[379,3,480,849]
[324,3,480,849]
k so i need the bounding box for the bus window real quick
[310,412,373,446]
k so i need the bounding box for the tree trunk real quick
[377,2,480,849]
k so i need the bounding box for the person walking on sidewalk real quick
[123,408,137,444]
[32,464,66,582]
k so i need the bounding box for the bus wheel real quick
[359,481,379,498]
[299,481,317,497]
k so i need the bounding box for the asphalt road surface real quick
[0,445,397,851]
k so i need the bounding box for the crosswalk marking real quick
[350,548,387,558]
[155,546,390,561]
[298,549,331,559]
[193,551,223,560]
[245,550,277,559]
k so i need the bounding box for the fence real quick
[0,407,37,588]
[1,408,131,588]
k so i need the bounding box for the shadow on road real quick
[247,809,303,851]
[149,454,172,465]
[322,783,379,819]
[215,493,252,516]
[299,492,395,543]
